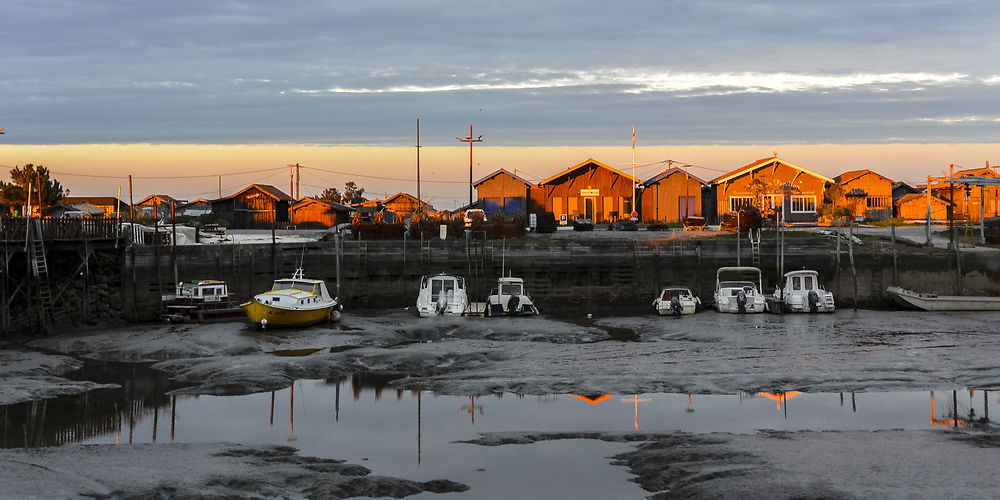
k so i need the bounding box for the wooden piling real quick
[890,223,898,287]
[849,218,857,311]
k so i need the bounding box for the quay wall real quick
[5,235,999,336]
[126,236,1000,318]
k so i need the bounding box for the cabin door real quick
[678,196,696,221]
[584,198,596,221]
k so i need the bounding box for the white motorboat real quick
[885,286,1000,311]
[161,279,243,323]
[713,266,766,314]
[772,270,836,313]
[652,286,701,316]
[416,273,470,317]
[485,277,538,316]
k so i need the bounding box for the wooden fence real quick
[0,217,123,241]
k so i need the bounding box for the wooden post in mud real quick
[954,242,963,295]
[890,224,898,286]
[835,225,842,297]
[171,202,177,286]
[849,218,857,311]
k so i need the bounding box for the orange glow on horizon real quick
[1,143,997,210]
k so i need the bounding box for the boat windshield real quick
[661,289,690,300]
[272,281,316,294]
[719,281,755,290]
[501,283,523,295]
[431,278,457,300]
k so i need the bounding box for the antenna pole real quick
[457,125,483,208]
[416,118,422,214]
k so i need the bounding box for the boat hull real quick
[240,300,336,328]
[885,286,1000,311]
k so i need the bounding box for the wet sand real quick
[3,309,1000,498]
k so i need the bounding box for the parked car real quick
[572,217,594,231]
[608,220,637,231]
[463,209,487,226]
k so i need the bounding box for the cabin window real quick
[729,196,755,212]
[501,283,522,295]
[804,276,814,290]
[790,195,817,213]
[272,297,280,302]
[792,277,801,290]
[204,288,216,296]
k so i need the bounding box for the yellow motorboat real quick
[240,268,341,328]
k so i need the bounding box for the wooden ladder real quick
[29,219,55,326]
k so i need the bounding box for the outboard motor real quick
[736,290,747,314]
[435,293,448,315]
[807,289,820,313]
[507,294,521,315]
[670,296,682,316]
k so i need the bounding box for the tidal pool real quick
[1,361,993,499]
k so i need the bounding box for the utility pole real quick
[632,126,637,218]
[457,125,482,208]
[416,118,422,214]
[295,163,300,200]
[288,164,295,202]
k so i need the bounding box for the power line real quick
[299,165,468,184]
[43,167,287,180]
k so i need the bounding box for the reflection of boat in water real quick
[713,267,766,314]
[484,277,538,316]
[886,286,1000,311]
[769,270,835,313]
[416,273,469,317]
[161,280,244,323]
[652,286,701,316]
[240,269,340,328]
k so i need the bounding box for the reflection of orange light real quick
[570,394,615,405]
[758,391,802,410]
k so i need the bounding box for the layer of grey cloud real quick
[2,0,998,145]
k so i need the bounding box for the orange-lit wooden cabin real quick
[61,196,130,217]
[473,168,533,217]
[833,169,894,220]
[641,167,706,223]
[895,193,953,220]
[289,198,353,228]
[710,156,834,224]
[532,158,640,222]
[210,184,291,229]
[135,194,185,219]
[929,166,1000,221]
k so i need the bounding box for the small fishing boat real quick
[484,277,538,316]
[652,286,701,316]
[161,279,244,323]
[885,286,1000,311]
[416,273,469,317]
[240,269,340,328]
[713,266,766,314]
[770,270,836,313]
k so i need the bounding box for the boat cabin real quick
[420,274,466,301]
[175,280,229,302]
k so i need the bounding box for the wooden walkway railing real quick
[0,217,124,241]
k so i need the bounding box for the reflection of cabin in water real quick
[210,184,291,229]
[641,167,707,223]
[289,198,353,228]
[533,158,640,223]
[833,169,894,220]
[710,156,833,224]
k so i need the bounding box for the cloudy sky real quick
[1,1,998,203]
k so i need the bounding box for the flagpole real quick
[631,126,636,219]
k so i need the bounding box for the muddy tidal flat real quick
[2,309,1000,498]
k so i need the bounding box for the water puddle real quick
[1,363,995,499]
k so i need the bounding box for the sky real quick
[1,1,998,207]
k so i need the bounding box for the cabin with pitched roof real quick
[61,196,130,217]
[289,198,353,228]
[896,193,953,220]
[929,167,1000,221]
[210,184,291,229]
[135,194,186,219]
[833,169,894,220]
[710,156,834,224]
[533,158,641,223]
[473,168,533,217]
[641,166,707,223]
